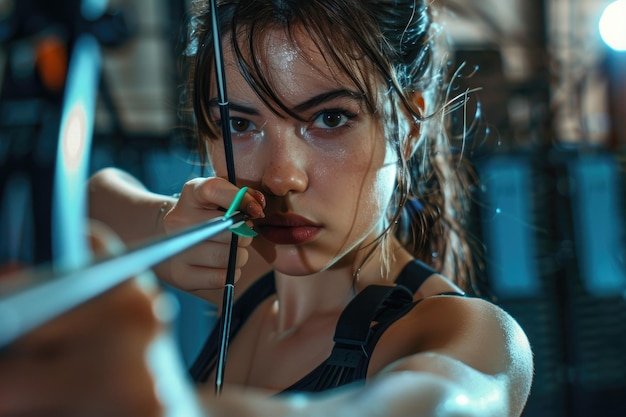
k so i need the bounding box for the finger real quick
[175,265,243,291]
[189,177,265,219]
[242,188,266,218]
[0,280,162,416]
[169,246,249,290]
[236,234,254,247]
[181,229,254,246]
[0,327,158,416]
[5,280,159,357]
[0,223,164,416]
[176,240,251,268]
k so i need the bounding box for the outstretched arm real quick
[0,262,531,417]
[1,169,533,417]
[201,296,533,417]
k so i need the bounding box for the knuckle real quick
[208,269,228,287]
[195,178,222,202]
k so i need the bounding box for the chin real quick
[271,256,325,277]
[271,247,354,277]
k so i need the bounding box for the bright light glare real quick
[455,394,470,406]
[599,0,626,51]
[62,106,87,171]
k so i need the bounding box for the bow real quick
[0,201,250,347]
[0,0,248,378]
[209,0,239,395]
[0,1,246,414]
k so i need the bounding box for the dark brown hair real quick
[184,0,478,292]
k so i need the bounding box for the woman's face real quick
[207,28,398,276]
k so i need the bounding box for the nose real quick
[260,127,308,196]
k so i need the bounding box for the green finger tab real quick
[230,222,258,237]
[225,186,248,219]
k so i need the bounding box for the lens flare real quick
[599,0,626,51]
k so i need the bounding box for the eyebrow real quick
[208,99,260,116]
[291,89,364,113]
[208,89,363,116]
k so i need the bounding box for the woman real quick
[1,0,533,416]
[94,0,532,413]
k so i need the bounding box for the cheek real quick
[208,140,242,179]
[206,141,225,175]
[361,140,397,218]
[357,137,397,201]
[327,142,397,230]
[372,162,397,205]
[362,161,397,221]
[209,139,268,182]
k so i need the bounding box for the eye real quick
[230,117,253,133]
[312,111,352,129]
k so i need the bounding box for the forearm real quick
[330,372,500,417]
[200,371,505,417]
[88,167,175,245]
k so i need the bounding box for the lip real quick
[254,214,321,245]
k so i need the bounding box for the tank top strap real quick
[302,260,436,390]
[394,259,438,293]
[333,285,414,345]
[306,284,414,390]
[332,259,437,348]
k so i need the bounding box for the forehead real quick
[225,27,370,104]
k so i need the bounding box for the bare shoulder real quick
[407,295,532,375]
[408,271,531,370]
[372,294,533,416]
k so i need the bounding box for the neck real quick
[272,267,355,335]
[271,237,413,334]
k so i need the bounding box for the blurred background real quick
[0,0,624,416]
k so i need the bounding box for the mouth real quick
[254,214,321,245]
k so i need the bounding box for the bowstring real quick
[209,0,239,395]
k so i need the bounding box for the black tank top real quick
[189,260,464,393]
